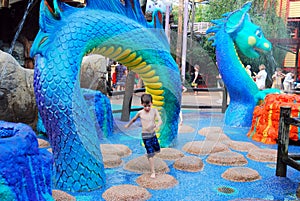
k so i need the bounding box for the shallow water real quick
[70,110,300,201]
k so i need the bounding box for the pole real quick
[176,0,183,67]
[190,0,196,45]
[181,0,189,82]
[188,0,196,74]
[165,4,170,43]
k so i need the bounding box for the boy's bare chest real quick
[140,110,155,121]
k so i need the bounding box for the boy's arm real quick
[124,112,140,128]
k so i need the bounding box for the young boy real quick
[125,94,162,178]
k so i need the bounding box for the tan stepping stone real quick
[222,167,261,182]
[204,133,230,142]
[179,124,195,133]
[156,148,184,160]
[102,184,151,201]
[100,144,132,158]
[38,139,50,148]
[102,154,122,168]
[52,189,76,201]
[182,140,229,155]
[173,156,204,172]
[47,148,52,153]
[206,151,248,166]
[226,141,259,152]
[198,127,224,136]
[247,148,277,162]
[124,156,169,174]
[136,173,178,189]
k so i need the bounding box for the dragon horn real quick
[225,1,252,34]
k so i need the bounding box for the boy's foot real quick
[150,172,156,178]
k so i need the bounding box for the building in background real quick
[270,0,300,77]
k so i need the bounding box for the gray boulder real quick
[0,50,37,128]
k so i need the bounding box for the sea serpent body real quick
[30,0,181,191]
[206,2,277,127]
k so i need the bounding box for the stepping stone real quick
[247,148,277,162]
[222,167,261,182]
[173,156,204,172]
[206,151,248,166]
[226,141,259,152]
[156,148,184,160]
[102,184,151,201]
[102,154,122,168]
[204,133,230,142]
[136,173,178,189]
[124,156,169,174]
[182,140,229,155]
[100,144,132,158]
[198,127,224,136]
[52,189,76,201]
[38,139,50,148]
[179,124,195,133]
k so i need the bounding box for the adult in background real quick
[271,68,284,90]
[255,64,267,90]
[117,68,128,91]
[191,64,201,95]
[283,71,294,92]
[116,63,127,91]
[245,65,252,77]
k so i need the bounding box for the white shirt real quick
[256,69,267,90]
[283,73,294,84]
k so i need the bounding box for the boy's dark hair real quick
[141,94,152,104]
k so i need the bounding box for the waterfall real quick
[8,0,35,54]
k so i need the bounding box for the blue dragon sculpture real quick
[30,0,181,192]
[207,1,278,127]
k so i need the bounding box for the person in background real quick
[245,65,252,77]
[115,63,127,91]
[255,64,267,90]
[283,71,295,92]
[191,64,201,95]
[117,69,127,92]
[112,68,117,91]
[271,68,284,90]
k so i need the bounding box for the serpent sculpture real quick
[0,121,52,200]
[30,0,181,192]
[206,1,278,127]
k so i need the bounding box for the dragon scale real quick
[31,0,181,191]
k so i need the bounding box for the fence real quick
[111,87,228,114]
[188,22,211,34]
[276,106,300,177]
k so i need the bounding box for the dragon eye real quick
[255,29,262,38]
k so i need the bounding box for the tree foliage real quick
[203,0,289,75]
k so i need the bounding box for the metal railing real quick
[111,87,228,114]
[276,106,300,177]
[188,22,211,34]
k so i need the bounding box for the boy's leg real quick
[148,156,155,178]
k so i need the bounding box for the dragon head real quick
[225,2,272,58]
